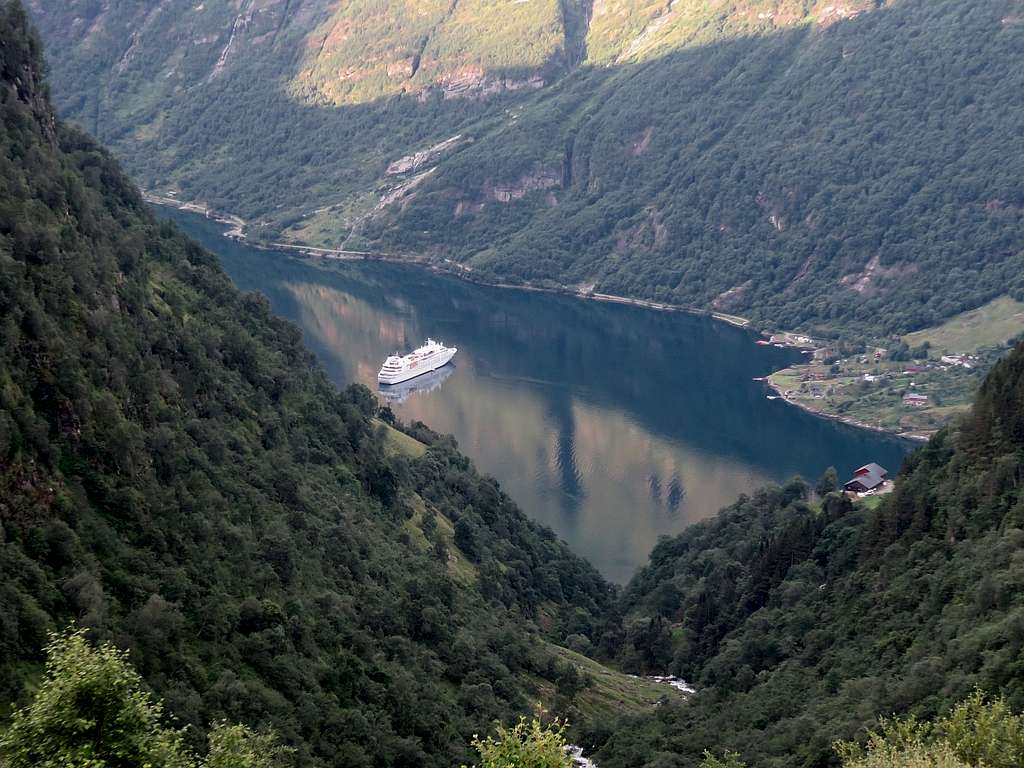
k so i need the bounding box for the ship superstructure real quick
[378,339,457,385]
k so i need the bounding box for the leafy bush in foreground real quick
[836,693,1024,768]
[0,630,292,768]
[465,716,572,768]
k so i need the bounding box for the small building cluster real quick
[940,354,975,369]
[903,393,929,407]
[844,463,889,495]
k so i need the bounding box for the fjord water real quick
[168,210,909,582]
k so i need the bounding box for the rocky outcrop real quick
[454,199,485,218]
[437,67,545,99]
[615,207,668,252]
[814,1,875,29]
[386,134,467,175]
[209,0,296,81]
[711,282,751,311]
[1,16,57,146]
[839,254,915,296]
[754,191,786,232]
[617,1,677,63]
[376,167,436,210]
[485,166,561,202]
[630,126,654,156]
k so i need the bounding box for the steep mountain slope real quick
[28,0,1024,336]
[23,0,588,236]
[371,0,1024,335]
[0,5,617,765]
[588,341,1024,766]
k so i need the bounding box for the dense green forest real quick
[28,0,1024,336]
[0,5,616,765]
[584,339,1024,766]
[9,629,1024,768]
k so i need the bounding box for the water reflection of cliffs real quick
[167,208,910,582]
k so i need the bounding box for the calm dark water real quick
[166,209,911,582]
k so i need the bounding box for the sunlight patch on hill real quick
[902,296,1024,355]
[290,0,568,105]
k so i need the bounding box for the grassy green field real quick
[403,496,479,585]
[520,643,674,740]
[548,645,673,720]
[903,296,1024,354]
[378,420,429,458]
[859,495,885,511]
[768,357,983,437]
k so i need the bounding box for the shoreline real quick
[145,193,755,329]
[764,376,930,442]
[148,195,920,442]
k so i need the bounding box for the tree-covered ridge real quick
[0,4,615,765]
[584,340,1024,766]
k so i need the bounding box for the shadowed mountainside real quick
[28,0,1024,336]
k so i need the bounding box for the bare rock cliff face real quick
[0,8,55,145]
[386,135,468,175]
[485,166,562,204]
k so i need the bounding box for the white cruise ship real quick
[378,339,457,385]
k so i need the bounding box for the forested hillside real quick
[586,341,1024,766]
[0,5,617,765]
[29,0,1024,336]
[23,0,586,238]
[372,0,1024,335]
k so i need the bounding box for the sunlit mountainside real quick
[293,0,576,104]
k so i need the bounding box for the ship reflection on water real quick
[378,364,455,404]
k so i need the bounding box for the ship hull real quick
[378,348,456,385]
